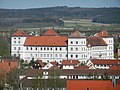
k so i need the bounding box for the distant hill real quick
[0,6,120,24]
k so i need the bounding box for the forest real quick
[0,6,120,27]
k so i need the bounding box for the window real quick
[47,54,49,57]
[14,47,16,50]
[14,38,16,39]
[71,47,73,51]
[76,48,78,51]
[60,47,62,51]
[55,54,58,57]
[47,47,49,50]
[31,47,32,50]
[30,54,32,57]
[44,47,46,50]
[76,41,78,44]
[50,54,52,57]
[55,47,57,51]
[71,41,73,44]
[59,54,62,57]
[51,47,52,50]
[18,47,20,50]
[71,55,73,58]
[35,54,37,57]
[26,47,28,50]
[18,41,20,43]
[76,55,78,58]
[41,47,42,50]
[35,47,37,50]
[41,54,42,57]
[18,38,20,39]
[44,54,46,57]
[14,41,16,44]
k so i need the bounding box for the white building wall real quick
[23,46,67,62]
[102,37,114,59]
[11,36,27,59]
[68,37,87,63]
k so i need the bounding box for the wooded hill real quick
[0,6,120,24]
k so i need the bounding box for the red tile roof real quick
[0,59,19,73]
[12,29,29,37]
[24,36,67,46]
[91,59,120,65]
[74,66,89,70]
[109,66,120,70]
[62,60,80,65]
[87,36,107,46]
[96,30,111,37]
[43,29,59,36]
[69,30,83,37]
[36,60,45,67]
[67,80,120,90]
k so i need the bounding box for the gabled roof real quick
[87,36,107,46]
[43,29,59,36]
[12,29,29,37]
[36,60,45,67]
[24,36,67,46]
[91,59,120,65]
[110,66,120,70]
[69,30,83,38]
[62,60,80,65]
[95,30,110,37]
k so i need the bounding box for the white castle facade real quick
[11,29,114,63]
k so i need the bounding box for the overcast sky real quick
[0,0,120,9]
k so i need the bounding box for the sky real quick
[0,0,120,9]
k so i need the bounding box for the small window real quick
[44,54,46,57]
[31,47,32,50]
[41,54,42,57]
[71,48,73,51]
[71,41,73,44]
[18,41,20,43]
[14,41,16,44]
[76,41,78,44]
[44,47,46,50]
[76,48,78,51]
[47,54,49,57]
[14,38,16,39]
[55,54,58,57]
[51,47,52,50]
[50,54,52,57]
[60,47,62,51]
[71,55,73,58]
[14,47,16,50]
[59,54,62,57]
[41,47,42,50]
[26,47,28,50]
[18,47,20,50]
[55,47,57,51]
[47,47,49,50]
[76,55,78,58]
[18,38,20,39]
[35,47,37,50]
[35,54,37,57]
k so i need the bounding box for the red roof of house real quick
[69,30,83,37]
[24,35,67,46]
[12,29,29,37]
[67,80,120,90]
[62,60,80,65]
[36,60,45,67]
[109,66,120,70]
[96,30,111,37]
[91,59,120,65]
[74,66,89,70]
[43,29,59,36]
[87,36,107,46]
[0,59,19,73]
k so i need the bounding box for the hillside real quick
[0,6,120,24]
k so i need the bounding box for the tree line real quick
[0,6,120,23]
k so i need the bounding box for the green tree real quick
[6,68,20,90]
[0,70,5,90]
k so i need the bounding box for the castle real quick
[11,29,114,63]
